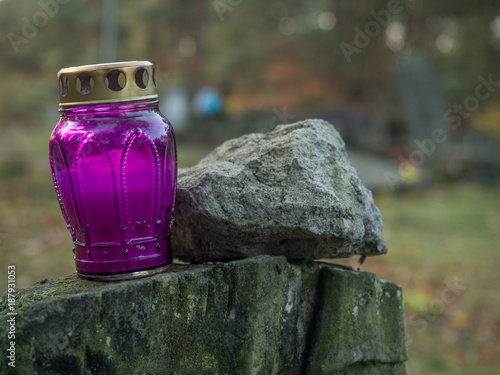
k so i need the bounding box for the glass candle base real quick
[78,264,171,281]
[50,99,177,281]
[75,235,173,280]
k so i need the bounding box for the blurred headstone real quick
[396,52,445,157]
[461,128,500,182]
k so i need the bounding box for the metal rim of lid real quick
[58,61,159,107]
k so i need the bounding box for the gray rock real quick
[0,256,407,374]
[173,119,387,263]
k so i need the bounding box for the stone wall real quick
[0,256,407,374]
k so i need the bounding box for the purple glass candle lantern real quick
[49,61,177,280]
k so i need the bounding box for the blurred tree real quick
[0,0,498,140]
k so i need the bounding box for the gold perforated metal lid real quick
[58,61,158,107]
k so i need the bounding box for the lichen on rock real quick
[172,119,387,263]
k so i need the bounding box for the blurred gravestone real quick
[396,52,445,158]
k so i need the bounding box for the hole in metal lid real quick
[59,74,69,96]
[76,73,94,95]
[105,69,126,91]
[135,68,149,89]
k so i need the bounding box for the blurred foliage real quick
[472,103,500,138]
[0,0,499,130]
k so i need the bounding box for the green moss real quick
[0,289,58,314]
[308,266,406,374]
[222,267,232,285]
[374,279,383,299]
[201,354,219,373]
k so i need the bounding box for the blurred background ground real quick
[1,0,500,374]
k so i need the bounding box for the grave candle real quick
[49,61,177,280]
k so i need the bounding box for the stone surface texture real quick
[0,256,407,375]
[172,119,387,263]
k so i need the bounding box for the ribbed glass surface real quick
[49,100,177,278]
